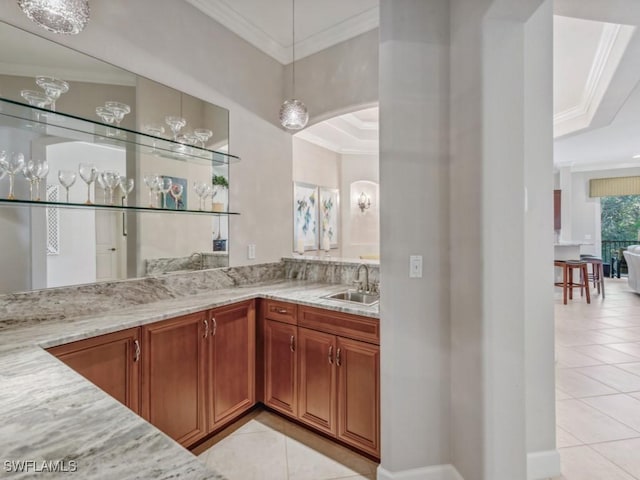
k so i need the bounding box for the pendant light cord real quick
[292,0,296,99]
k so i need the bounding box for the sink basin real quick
[324,290,380,306]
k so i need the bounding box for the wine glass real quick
[165,116,187,141]
[143,173,160,208]
[33,160,49,201]
[96,171,108,203]
[96,107,116,137]
[143,124,165,151]
[78,163,98,205]
[102,171,121,205]
[58,170,76,203]
[194,128,212,148]
[22,161,38,201]
[158,177,173,209]
[119,177,134,206]
[21,90,51,123]
[104,101,131,127]
[170,183,184,210]
[35,76,69,111]
[193,181,210,211]
[0,152,25,200]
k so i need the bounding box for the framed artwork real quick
[162,175,187,210]
[293,182,319,251]
[319,187,339,249]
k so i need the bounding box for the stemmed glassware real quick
[165,116,187,141]
[20,90,51,108]
[143,124,165,151]
[119,177,134,206]
[78,163,98,205]
[158,177,173,209]
[143,173,160,208]
[35,76,69,112]
[102,171,121,205]
[22,161,38,201]
[0,152,25,200]
[96,172,108,203]
[194,181,211,211]
[194,128,212,148]
[58,170,76,203]
[22,160,48,201]
[33,160,49,201]
[104,101,131,127]
[170,183,184,210]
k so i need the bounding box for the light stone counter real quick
[0,273,378,479]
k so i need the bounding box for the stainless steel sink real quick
[324,290,380,306]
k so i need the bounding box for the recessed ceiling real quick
[183,0,379,64]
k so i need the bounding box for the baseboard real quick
[527,449,561,479]
[377,464,464,480]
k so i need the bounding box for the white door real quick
[95,190,122,282]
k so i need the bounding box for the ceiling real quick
[183,0,379,64]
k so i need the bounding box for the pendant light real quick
[279,0,308,130]
[18,0,90,35]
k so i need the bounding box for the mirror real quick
[0,21,230,294]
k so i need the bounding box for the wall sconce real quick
[357,192,371,213]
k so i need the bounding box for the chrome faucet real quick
[355,264,370,293]
[189,252,203,270]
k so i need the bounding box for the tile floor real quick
[196,409,378,480]
[553,277,640,480]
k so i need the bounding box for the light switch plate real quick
[409,255,423,278]
[248,244,256,260]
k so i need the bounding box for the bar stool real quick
[580,255,605,299]
[554,260,591,305]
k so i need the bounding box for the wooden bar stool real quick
[554,260,591,304]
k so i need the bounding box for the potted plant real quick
[211,174,228,212]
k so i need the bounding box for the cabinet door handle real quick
[203,319,209,338]
[133,340,140,362]
[328,345,333,365]
[290,335,295,352]
[275,307,287,314]
[336,347,341,367]
[212,317,217,336]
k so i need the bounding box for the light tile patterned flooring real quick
[195,409,378,480]
[553,277,640,480]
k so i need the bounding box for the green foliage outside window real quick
[601,195,640,240]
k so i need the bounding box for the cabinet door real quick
[336,337,380,457]
[298,327,337,436]
[48,328,141,414]
[264,320,298,417]
[141,312,207,447]
[207,300,256,431]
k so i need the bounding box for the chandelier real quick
[279,0,308,130]
[18,0,90,35]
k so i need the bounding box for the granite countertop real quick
[0,279,379,479]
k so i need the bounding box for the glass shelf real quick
[0,97,239,165]
[0,198,240,216]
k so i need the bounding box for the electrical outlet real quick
[248,244,256,260]
[409,255,423,278]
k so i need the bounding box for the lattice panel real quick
[46,185,60,256]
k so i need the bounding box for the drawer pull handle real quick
[336,347,342,367]
[275,307,288,314]
[203,319,209,338]
[328,345,333,365]
[290,335,295,352]
[212,317,217,336]
[133,340,140,363]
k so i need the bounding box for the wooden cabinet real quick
[48,328,141,414]
[206,300,255,431]
[554,189,561,231]
[141,311,207,447]
[298,327,336,435]
[264,319,298,417]
[336,336,380,457]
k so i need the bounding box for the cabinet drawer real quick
[299,306,379,345]
[264,300,298,325]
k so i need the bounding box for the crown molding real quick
[340,112,378,131]
[554,23,635,135]
[184,0,378,64]
[295,130,378,156]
